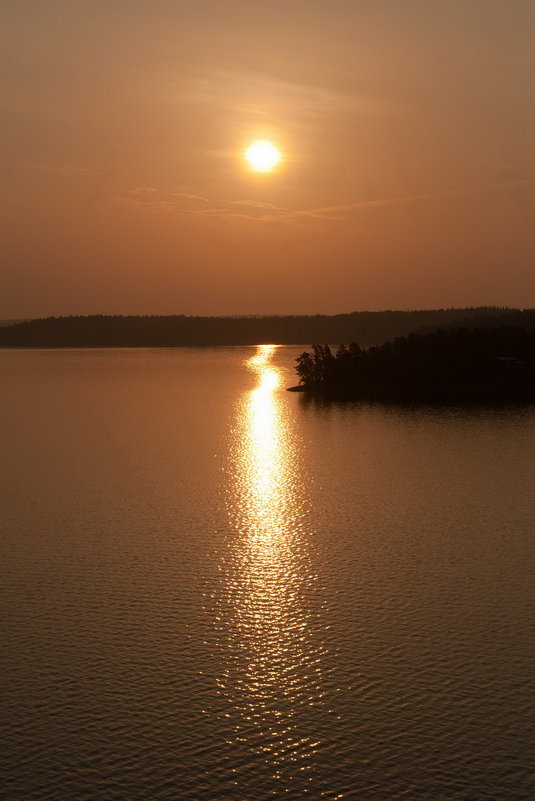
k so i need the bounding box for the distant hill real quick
[415,309,535,335]
[0,307,530,348]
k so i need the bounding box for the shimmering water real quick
[1,346,534,800]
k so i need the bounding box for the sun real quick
[244,140,282,172]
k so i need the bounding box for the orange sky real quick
[1,1,534,316]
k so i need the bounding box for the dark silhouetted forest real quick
[293,326,535,402]
[0,307,531,348]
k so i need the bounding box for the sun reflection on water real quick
[241,346,285,533]
[216,345,329,795]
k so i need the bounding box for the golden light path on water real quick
[216,345,334,796]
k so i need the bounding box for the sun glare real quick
[245,140,281,172]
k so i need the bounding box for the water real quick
[1,346,534,800]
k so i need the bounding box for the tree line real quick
[294,326,535,402]
[0,307,529,348]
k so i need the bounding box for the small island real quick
[291,327,535,402]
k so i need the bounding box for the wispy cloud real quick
[228,200,288,211]
[115,186,209,214]
[115,195,179,214]
[291,178,534,219]
[126,186,158,195]
[181,68,382,120]
[114,178,533,224]
[169,192,208,203]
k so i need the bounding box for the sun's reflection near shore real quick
[216,345,328,794]
[239,346,287,537]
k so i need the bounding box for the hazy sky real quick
[2,0,534,316]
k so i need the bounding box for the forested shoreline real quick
[0,307,531,348]
[293,326,535,402]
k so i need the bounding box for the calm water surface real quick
[1,346,534,800]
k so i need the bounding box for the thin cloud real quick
[169,192,208,203]
[284,178,535,221]
[114,178,533,224]
[114,195,178,214]
[184,68,381,118]
[229,200,288,211]
[127,186,159,195]
[116,186,209,212]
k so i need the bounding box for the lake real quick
[1,346,534,800]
